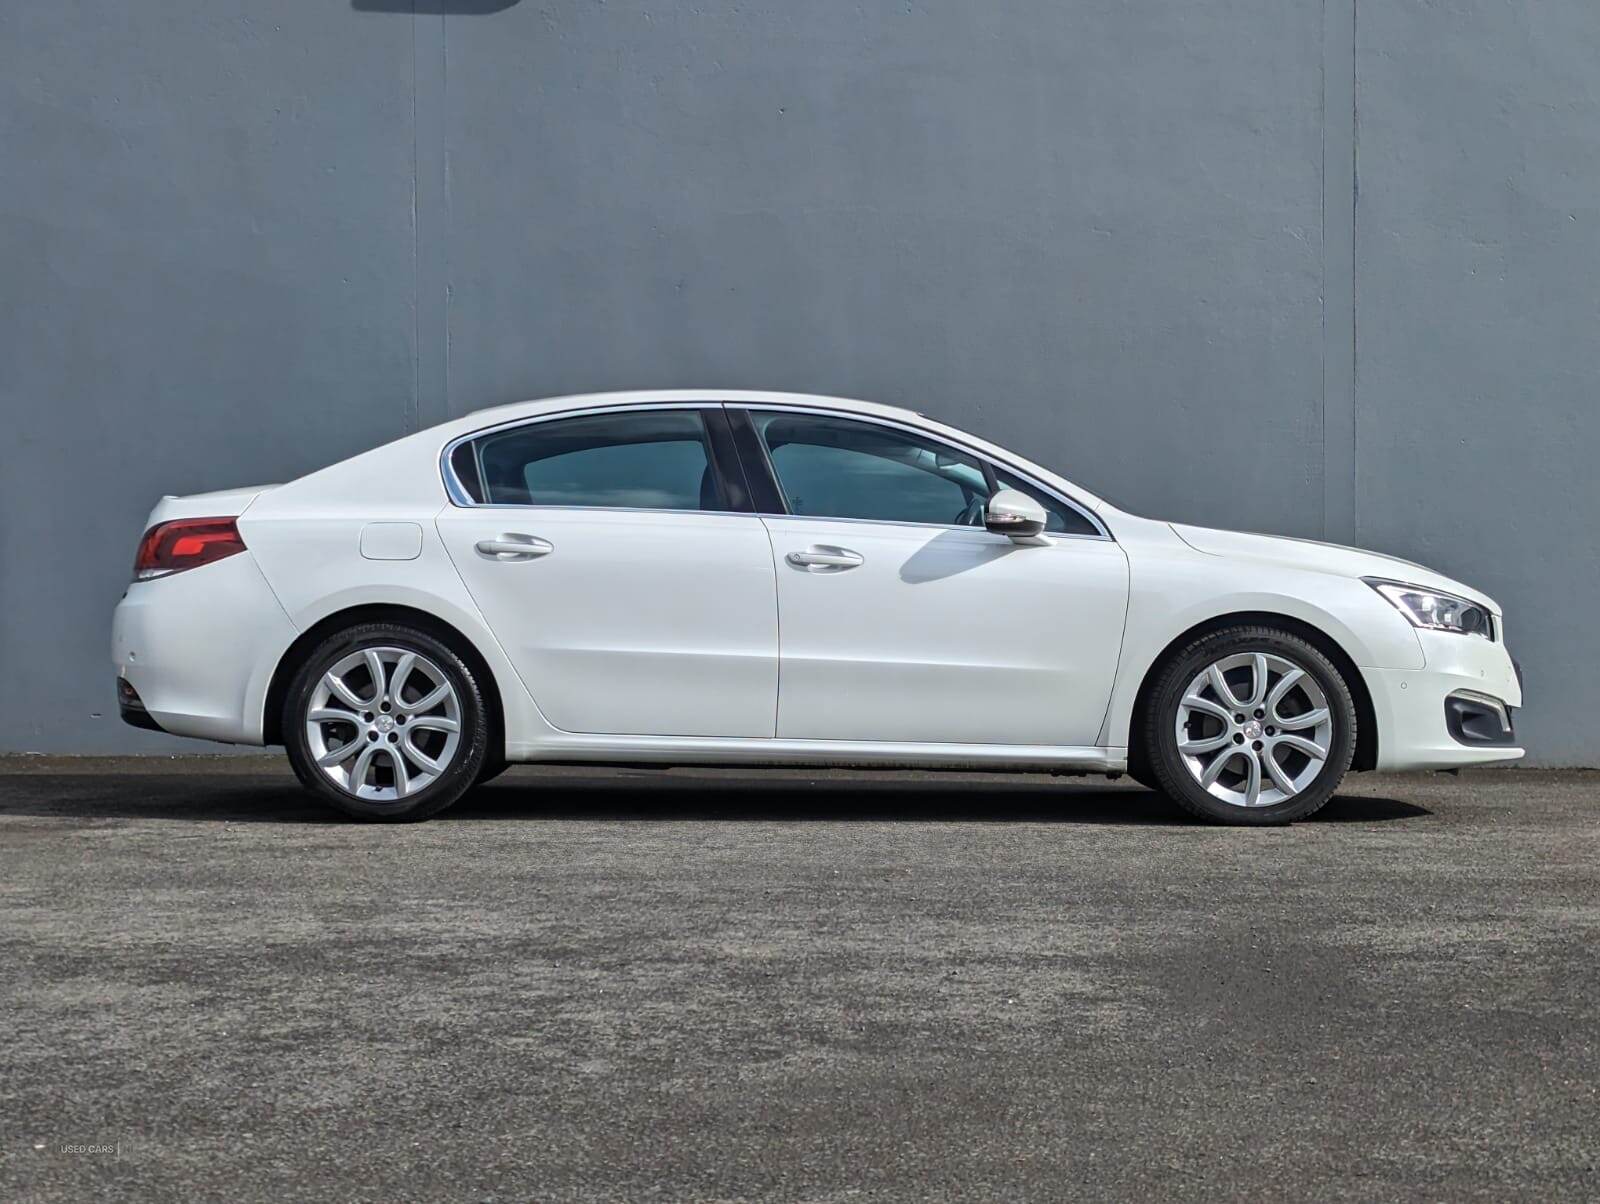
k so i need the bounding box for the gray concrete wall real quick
[1353,2,1600,766]
[1,1,1594,761]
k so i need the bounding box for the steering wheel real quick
[954,494,987,527]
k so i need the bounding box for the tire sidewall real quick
[284,623,489,821]
[1147,628,1357,825]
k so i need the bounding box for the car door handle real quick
[475,535,554,561]
[786,545,864,571]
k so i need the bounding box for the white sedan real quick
[112,391,1524,823]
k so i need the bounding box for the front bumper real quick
[1363,629,1525,770]
[111,551,296,744]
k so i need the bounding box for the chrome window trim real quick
[736,402,1113,542]
[439,400,727,510]
[437,502,764,520]
[438,397,1114,542]
[756,512,1110,543]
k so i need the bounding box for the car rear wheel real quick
[1140,625,1357,824]
[283,622,490,821]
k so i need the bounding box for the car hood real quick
[1169,523,1500,615]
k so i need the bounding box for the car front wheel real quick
[1140,625,1358,824]
[283,622,490,821]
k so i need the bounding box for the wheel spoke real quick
[362,649,388,702]
[1180,732,1233,756]
[317,739,362,767]
[1276,707,1329,732]
[1240,749,1262,806]
[308,708,358,726]
[350,744,378,789]
[323,672,370,711]
[1200,749,1235,787]
[1274,733,1328,760]
[1207,664,1240,710]
[402,735,445,776]
[408,715,459,735]
[1266,668,1306,723]
[1263,749,1298,797]
[1244,654,1269,708]
[1182,693,1233,723]
[388,748,411,796]
[389,652,417,707]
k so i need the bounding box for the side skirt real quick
[506,735,1127,774]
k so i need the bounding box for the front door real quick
[739,408,1129,746]
[436,406,777,738]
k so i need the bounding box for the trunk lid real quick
[145,484,280,526]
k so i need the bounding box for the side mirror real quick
[984,489,1048,542]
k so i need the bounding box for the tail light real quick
[133,517,247,580]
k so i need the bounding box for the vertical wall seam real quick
[413,7,449,431]
[441,14,451,419]
[1349,0,1358,541]
[1318,0,1326,532]
[1321,0,1358,545]
[407,5,420,435]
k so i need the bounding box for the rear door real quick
[732,407,1129,747]
[436,404,778,737]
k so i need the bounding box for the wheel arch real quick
[1125,611,1378,775]
[262,603,505,754]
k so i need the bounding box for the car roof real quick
[432,390,927,440]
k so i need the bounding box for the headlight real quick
[1365,578,1494,639]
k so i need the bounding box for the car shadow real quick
[898,528,1024,584]
[0,767,1429,826]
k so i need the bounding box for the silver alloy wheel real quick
[305,646,462,801]
[1175,651,1333,808]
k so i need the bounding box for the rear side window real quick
[464,409,724,511]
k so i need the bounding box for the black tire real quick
[1140,625,1357,825]
[283,622,491,821]
[1124,753,1159,793]
[474,756,511,787]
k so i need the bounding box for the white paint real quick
[360,522,423,561]
[435,507,778,737]
[762,516,1128,745]
[110,390,1526,775]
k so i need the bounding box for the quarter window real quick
[467,409,724,511]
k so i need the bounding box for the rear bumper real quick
[1363,629,1525,770]
[111,552,296,745]
[115,677,164,731]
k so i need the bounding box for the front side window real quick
[990,467,1100,537]
[467,409,723,511]
[749,411,986,526]
[747,410,1099,535]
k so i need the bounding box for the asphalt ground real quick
[2,758,1598,1202]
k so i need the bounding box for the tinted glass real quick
[993,469,1100,536]
[448,440,484,503]
[473,409,721,510]
[749,410,1099,535]
[750,411,983,525]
